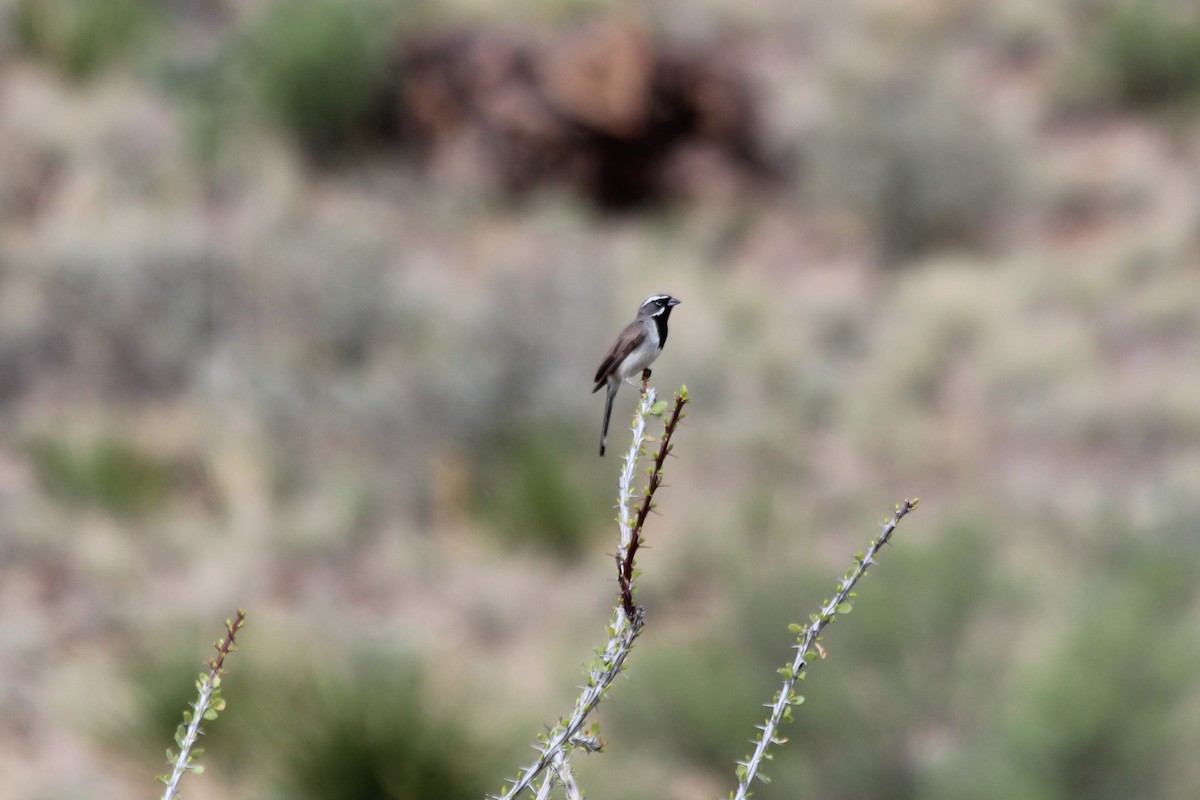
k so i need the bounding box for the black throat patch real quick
[653,308,671,348]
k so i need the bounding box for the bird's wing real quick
[593,321,646,391]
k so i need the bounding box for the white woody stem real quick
[493,391,657,799]
[161,675,217,800]
[733,499,919,799]
[553,749,584,800]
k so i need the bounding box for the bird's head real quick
[639,294,681,319]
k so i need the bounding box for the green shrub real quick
[477,433,604,560]
[242,653,489,800]
[12,0,159,81]
[613,638,772,772]
[927,521,1200,800]
[236,0,406,162]
[1073,1,1200,111]
[26,435,177,517]
[123,642,490,800]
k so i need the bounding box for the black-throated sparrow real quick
[593,294,681,456]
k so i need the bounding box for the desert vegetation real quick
[1,0,1200,798]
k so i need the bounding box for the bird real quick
[593,294,681,456]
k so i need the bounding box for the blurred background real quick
[1,0,1199,798]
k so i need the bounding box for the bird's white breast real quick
[615,325,662,382]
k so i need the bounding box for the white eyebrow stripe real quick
[641,294,670,306]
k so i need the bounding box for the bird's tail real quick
[599,382,616,456]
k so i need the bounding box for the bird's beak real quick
[667,298,681,307]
